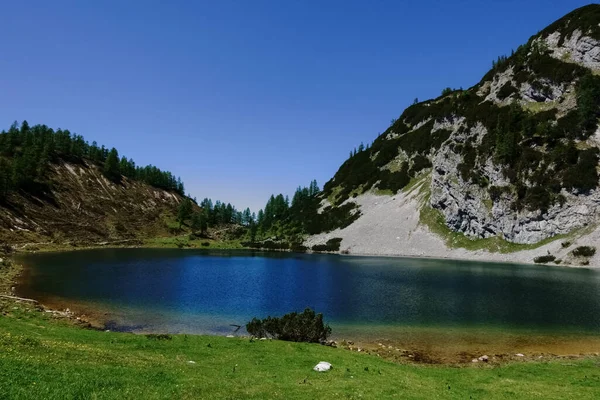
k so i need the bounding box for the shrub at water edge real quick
[246,308,332,343]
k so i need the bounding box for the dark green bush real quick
[562,148,599,193]
[497,82,518,100]
[241,240,290,250]
[306,203,360,234]
[290,243,308,253]
[246,308,331,343]
[409,154,432,176]
[145,334,172,341]
[377,168,410,193]
[571,246,596,258]
[534,255,556,263]
[311,237,343,252]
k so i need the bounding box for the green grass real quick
[327,186,343,206]
[419,204,571,253]
[402,171,431,195]
[0,300,599,399]
[482,198,493,212]
[522,100,557,113]
[373,188,394,196]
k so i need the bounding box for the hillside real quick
[0,123,190,247]
[309,5,600,266]
[0,160,186,246]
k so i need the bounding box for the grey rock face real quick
[429,121,600,244]
[542,30,600,70]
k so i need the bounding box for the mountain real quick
[0,123,190,247]
[308,5,600,265]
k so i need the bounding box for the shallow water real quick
[16,248,600,342]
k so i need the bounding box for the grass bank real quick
[0,291,599,399]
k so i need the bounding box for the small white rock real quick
[187,360,196,364]
[313,361,332,372]
[515,353,524,357]
[472,359,478,363]
[478,355,489,362]
[226,335,234,338]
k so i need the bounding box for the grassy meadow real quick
[0,296,599,400]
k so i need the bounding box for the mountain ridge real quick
[308,4,600,265]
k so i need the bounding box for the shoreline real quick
[9,255,600,365]
[14,239,598,271]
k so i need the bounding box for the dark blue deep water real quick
[16,249,600,335]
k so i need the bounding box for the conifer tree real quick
[103,148,121,181]
[177,198,193,229]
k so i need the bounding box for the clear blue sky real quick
[0,0,592,212]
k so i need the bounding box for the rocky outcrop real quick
[542,30,600,71]
[429,120,600,244]
[317,5,600,248]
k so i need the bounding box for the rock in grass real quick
[313,361,332,372]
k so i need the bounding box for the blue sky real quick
[0,0,592,212]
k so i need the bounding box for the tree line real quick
[176,179,327,244]
[176,197,256,234]
[0,121,185,201]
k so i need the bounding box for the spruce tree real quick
[103,148,121,181]
[191,212,202,232]
[177,198,193,229]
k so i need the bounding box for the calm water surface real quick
[17,249,600,337]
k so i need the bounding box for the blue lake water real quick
[16,248,600,338]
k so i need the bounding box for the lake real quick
[16,248,600,358]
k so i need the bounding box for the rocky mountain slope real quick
[0,159,185,247]
[310,5,600,265]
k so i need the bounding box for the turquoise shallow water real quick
[16,248,600,336]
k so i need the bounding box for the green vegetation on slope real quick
[0,298,599,399]
[0,121,185,201]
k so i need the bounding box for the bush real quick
[312,238,343,252]
[571,246,596,258]
[201,242,210,247]
[241,240,290,250]
[145,334,172,341]
[246,308,331,343]
[497,82,518,100]
[290,243,308,253]
[534,255,556,263]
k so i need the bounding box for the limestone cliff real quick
[317,5,600,249]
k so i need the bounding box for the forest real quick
[0,121,185,201]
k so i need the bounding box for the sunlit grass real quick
[0,298,599,399]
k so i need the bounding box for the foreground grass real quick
[0,301,599,399]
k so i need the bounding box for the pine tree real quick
[177,198,193,229]
[191,212,202,232]
[103,148,121,181]
[0,158,11,201]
